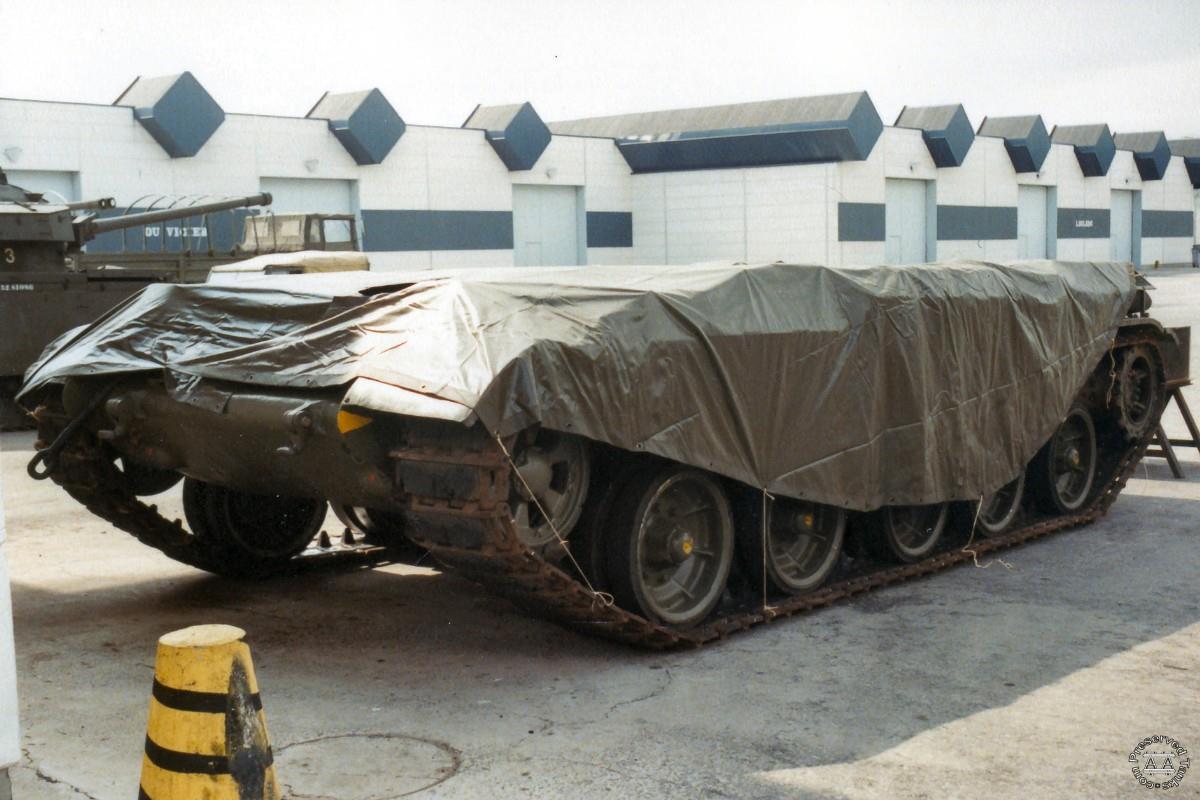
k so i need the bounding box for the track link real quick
[33,332,1169,649]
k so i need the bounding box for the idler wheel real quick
[739,497,845,595]
[606,467,734,628]
[1114,344,1161,440]
[976,472,1025,536]
[1029,406,1097,514]
[183,478,326,576]
[510,430,590,559]
[866,503,949,563]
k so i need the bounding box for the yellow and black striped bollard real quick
[139,624,280,799]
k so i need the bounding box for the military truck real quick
[0,169,272,426]
[18,259,1190,647]
[73,211,361,274]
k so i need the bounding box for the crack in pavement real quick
[603,667,673,720]
[19,748,102,800]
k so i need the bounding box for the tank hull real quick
[0,270,159,427]
[18,260,1193,645]
[26,321,1185,646]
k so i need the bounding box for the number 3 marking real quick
[2,248,14,264]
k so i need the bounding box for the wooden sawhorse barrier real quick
[1146,387,1200,479]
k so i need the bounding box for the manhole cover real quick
[276,733,461,799]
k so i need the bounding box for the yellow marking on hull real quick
[337,409,373,434]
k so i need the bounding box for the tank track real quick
[29,416,396,577]
[34,331,1168,649]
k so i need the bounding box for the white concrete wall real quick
[2,97,1195,270]
[0,98,635,270]
[1195,189,1200,249]
[936,136,1020,261]
[1052,143,1113,262]
[1141,157,1195,266]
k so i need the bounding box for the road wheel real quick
[976,472,1025,536]
[1114,344,1161,440]
[1029,407,1097,514]
[739,496,845,595]
[865,503,949,563]
[510,430,590,561]
[606,466,734,628]
[183,478,326,577]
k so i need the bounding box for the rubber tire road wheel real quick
[182,477,326,577]
[1028,406,1098,515]
[738,495,845,596]
[865,503,949,564]
[605,466,735,629]
[976,472,1026,537]
[564,473,629,593]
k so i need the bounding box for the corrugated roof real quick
[1169,138,1200,158]
[307,90,374,121]
[1051,124,1110,146]
[463,104,526,131]
[894,105,961,130]
[1114,131,1166,152]
[549,92,870,139]
[977,115,1042,139]
[114,74,183,107]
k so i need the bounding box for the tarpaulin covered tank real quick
[20,259,1183,643]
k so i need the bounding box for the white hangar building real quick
[1,72,1197,269]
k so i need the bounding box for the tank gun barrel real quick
[84,192,272,238]
[65,198,116,212]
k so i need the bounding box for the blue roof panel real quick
[1168,139,1200,188]
[894,104,975,167]
[308,89,405,165]
[1114,131,1171,181]
[464,102,552,171]
[978,115,1050,173]
[1051,124,1116,177]
[550,92,883,173]
[114,72,224,158]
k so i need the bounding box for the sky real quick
[1,0,1198,137]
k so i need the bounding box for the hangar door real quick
[885,179,929,265]
[5,170,79,203]
[1017,186,1049,259]
[259,178,357,215]
[1110,190,1134,262]
[513,185,582,266]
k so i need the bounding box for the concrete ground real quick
[3,266,1200,800]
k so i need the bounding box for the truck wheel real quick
[605,466,734,629]
[182,478,326,577]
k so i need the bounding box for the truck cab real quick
[235,213,359,255]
